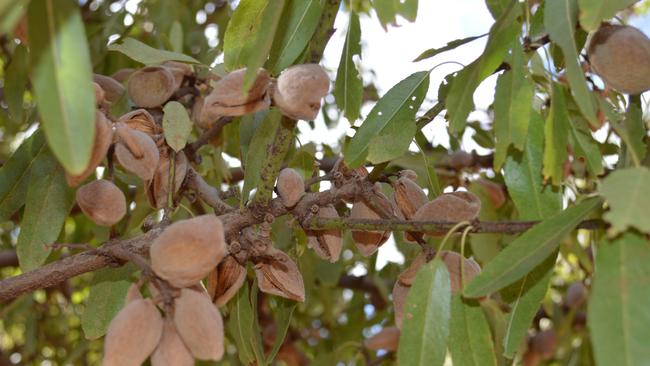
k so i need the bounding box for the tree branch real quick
[254,116,297,205]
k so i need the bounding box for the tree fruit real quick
[565,281,587,309]
[254,248,305,302]
[530,329,557,360]
[76,179,126,226]
[350,199,391,257]
[146,150,188,209]
[117,109,162,137]
[588,23,650,94]
[364,326,400,351]
[103,298,163,366]
[206,255,247,307]
[174,288,224,361]
[66,111,113,187]
[305,205,343,262]
[114,124,160,181]
[277,168,305,208]
[412,191,481,235]
[150,215,227,288]
[393,174,428,219]
[272,64,329,120]
[151,319,194,366]
[127,66,177,108]
[93,74,126,103]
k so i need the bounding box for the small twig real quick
[45,243,94,251]
[185,168,235,214]
[185,117,233,163]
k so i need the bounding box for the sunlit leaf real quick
[542,84,570,185]
[449,295,497,366]
[162,101,193,152]
[334,11,363,122]
[568,115,604,176]
[108,37,199,65]
[600,167,650,235]
[413,34,485,62]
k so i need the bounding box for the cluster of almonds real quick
[588,23,650,94]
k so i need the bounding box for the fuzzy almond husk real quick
[272,64,329,120]
[162,61,193,91]
[76,179,126,226]
[174,288,224,361]
[412,191,481,236]
[102,299,163,366]
[277,168,305,208]
[66,111,113,187]
[476,178,506,208]
[306,205,343,262]
[146,150,188,209]
[127,66,177,108]
[207,255,247,307]
[588,23,650,94]
[150,215,227,288]
[364,326,400,351]
[393,176,428,219]
[350,200,390,257]
[199,68,271,125]
[93,74,126,103]
[111,68,135,83]
[93,82,105,105]
[254,248,305,302]
[151,319,194,366]
[125,283,143,304]
[114,125,160,181]
[117,109,162,137]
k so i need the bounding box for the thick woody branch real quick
[254,116,297,205]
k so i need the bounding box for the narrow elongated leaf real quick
[449,295,497,366]
[568,116,604,176]
[446,3,520,133]
[162,101,193,152]
[334,11,363,122]
[223,0,286,88]
[373,0,397,30]
[5,44,28,123]
[28,0,95,174]
[501,253,556,357]
[344,71,429,167]
[504,112,562,220]
[228,282,266,366]
[542,84,570,185]
[464,197,602,298]
[485,0,511,19]
[266,299,297,365]
[398,259,451,366]
[0,131,47,221]
[169,21,183,53]
[242,110,282,204]
[81,265,135,340]
[545,0,598,126]
[600,167,650,235]
[16,153,74,272]
[493,42,534,169]
[578,0,637,31]
[589,232,650,366]
[399,0,418,21]
[108,37,199,64]
[413,34,485,62]
[268,0,323,73]
[611,96,646,167]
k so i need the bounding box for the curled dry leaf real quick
[411,191,481,235]
[277,168,305,208]
[306,205,343,262]
[272,64,329,121]
[76,179,126,226]
[66,111,113,187]
[150,215,227,288]
[206,255,247,307]
[93,74,126,103]
[127,66,177,108]
[174,287,224,361]
[103,299,163,366]
[254,248,305,302]
[364,326,400,351]
[117,109,162,137]
[199,68,270,126]
[350,200,391,257]
[146,150,188,209]
[114,125,160,181]
[151,319,194,366]
[588,24,650,94]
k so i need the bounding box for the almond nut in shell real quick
[114,124,160,180]
[174,287,224,361]
[66,111,113,187]
[412,191,481,235]
[127,66,177,108]
[350,200,391,257]
[254,248,305,302]
[76,179,126,226]
[272,64,329,120]
[277,168,305,208]
[306,205,343,262]
[151,319,194,366]
[206,255,247,307]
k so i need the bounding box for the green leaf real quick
[600,167,650,235]
[0,0,28,35]
[398,259,451,366]
[108,37,199,65]
[578,0,637,31]
[169,21,183,53]
[545,0,598,126]
[81,265,135,340]
[242,109,282,204]
[504,112,562,220]
[485,0,512,19]
[493,42,534,170]
[16,153,74,272]
[542,84,570,185]
[446,3,521,133]
[268,0,323,73]
[228,281,266,366]
[266,299,297,365]
[5,44,28,123]
[399,0,418,22]
[568,115,604,176]
[589,232,650,366]
[501,253,556,358]
[367,113,417,164]
[373,0,397,30]
[223,0,286,88]
[162,101,193,152]
[0,131,47,221]
[610,96,646,167]
[464,197,602,298]
[343,71,429,167]
[449,295,498,366]
[28,0,95,174]
[334,11,363,122]
[413,34,485,62]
